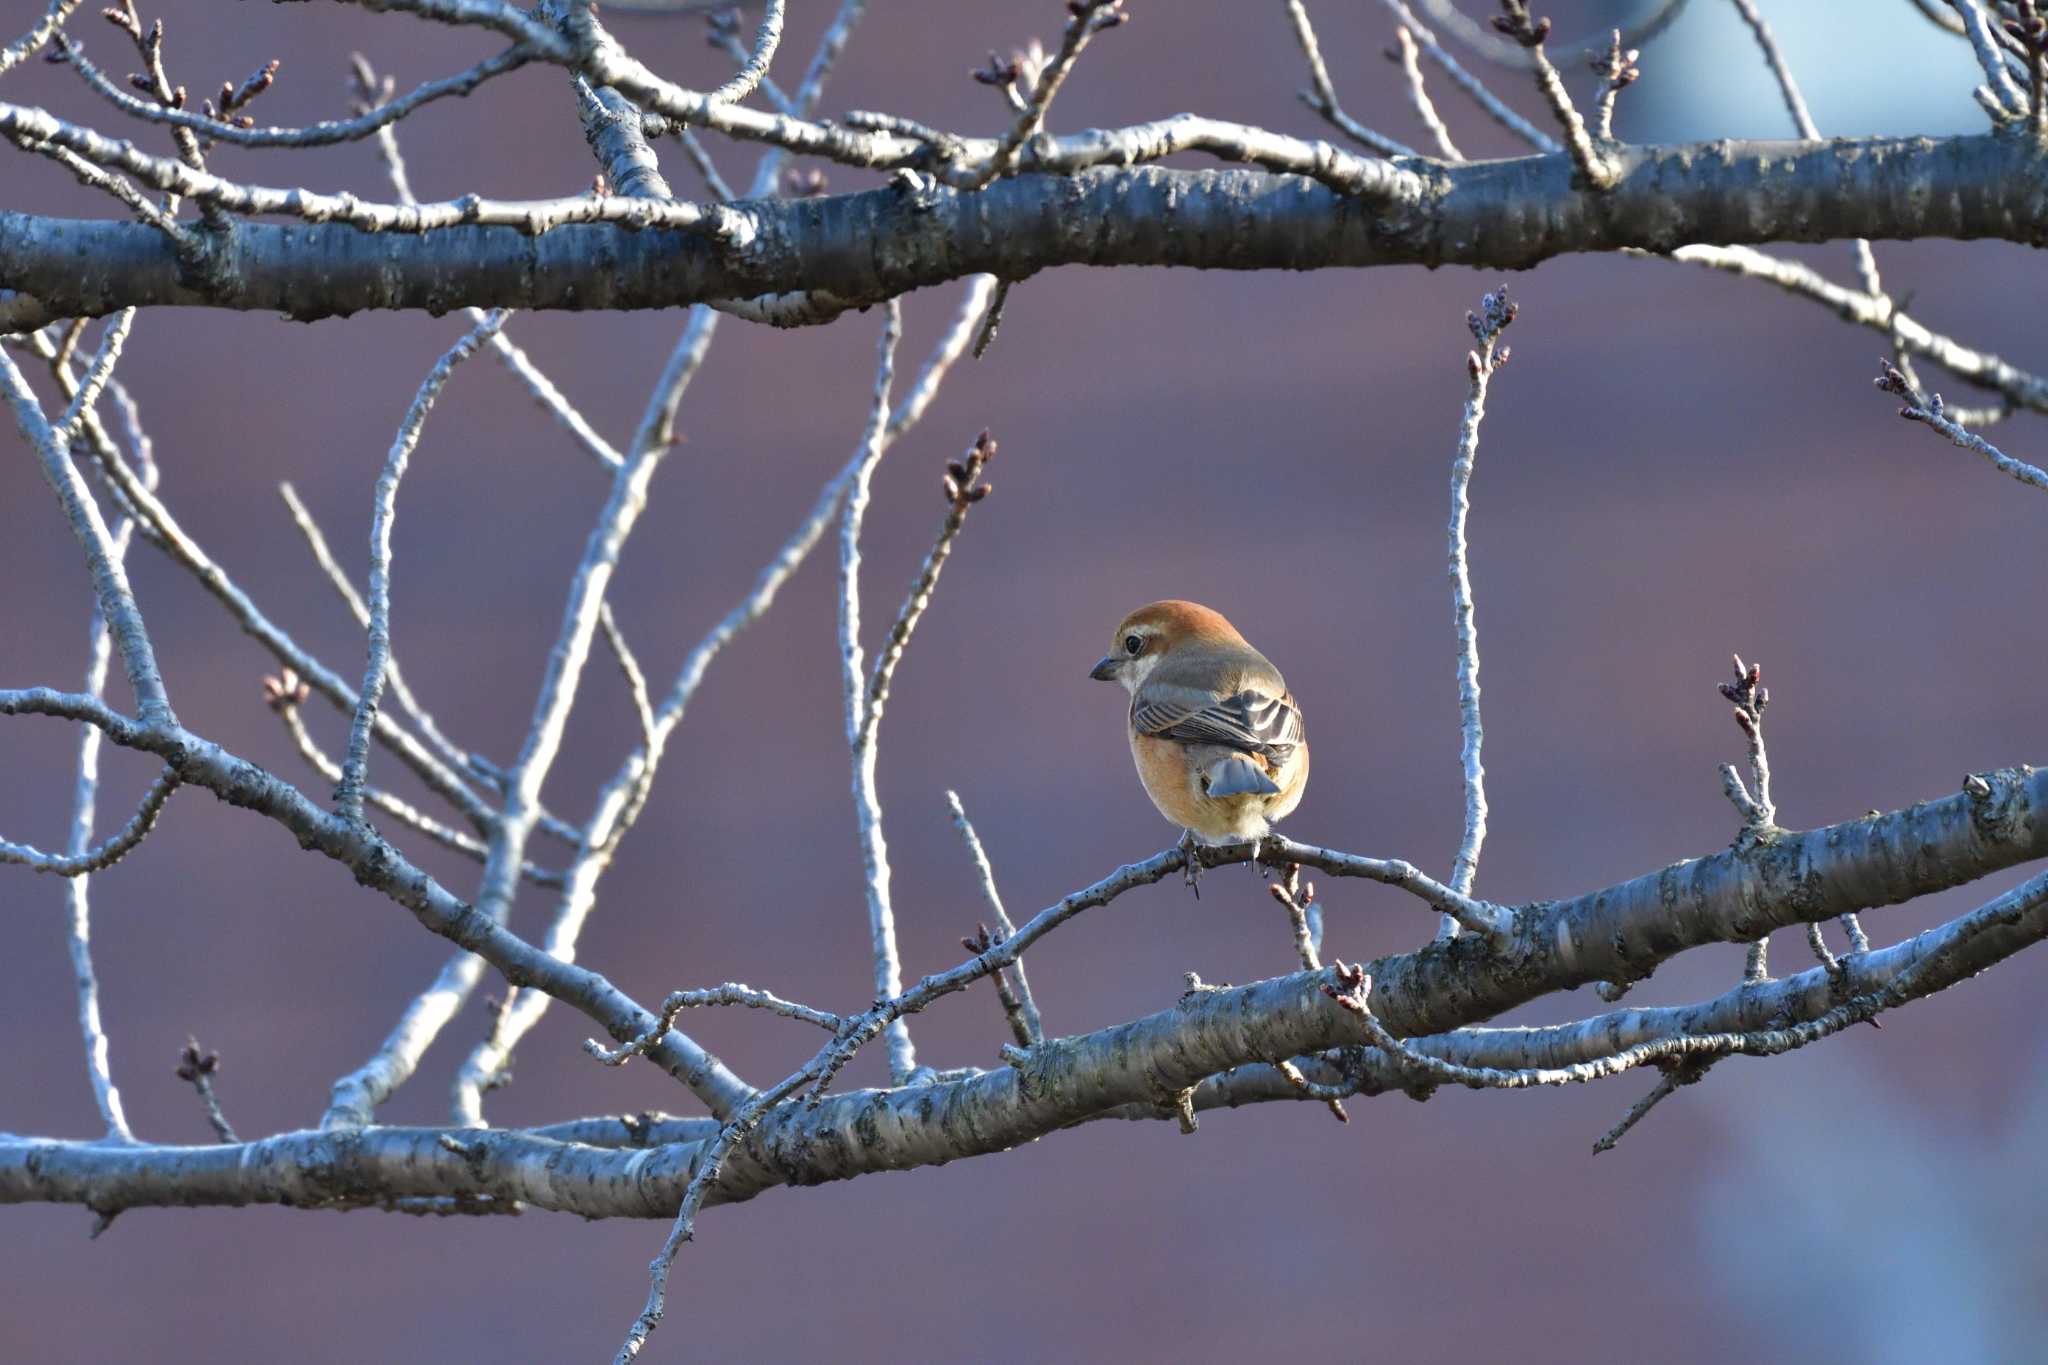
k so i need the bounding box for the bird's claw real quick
[1178,829,1203,899]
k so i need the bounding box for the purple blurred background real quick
[4,2,2045,1360]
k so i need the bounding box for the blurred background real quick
[4,2,2045,1360]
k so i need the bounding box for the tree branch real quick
[10,826,2048,1223]
[8,135,2047,325]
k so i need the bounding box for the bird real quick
[1088,600,1308,886]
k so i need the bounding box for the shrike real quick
[1089,600,1307,881]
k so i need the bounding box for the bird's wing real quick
[1131,681,1303,759]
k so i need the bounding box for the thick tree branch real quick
[5,135,2046,326]
[8,817,2047,1223]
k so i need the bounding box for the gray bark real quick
[0,754,2039,1221]
[4,133,2045,327]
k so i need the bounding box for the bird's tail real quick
[1206,755,1280,798]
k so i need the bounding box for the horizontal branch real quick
[8,657,2043,1220]
[4,132,2046,324]
[10,841,2047,1221]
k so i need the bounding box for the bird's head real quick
[1089,599,1247,695]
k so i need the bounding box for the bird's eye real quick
[1124,634,1144,656]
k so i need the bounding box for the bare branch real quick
[1723,0,1890,322]
[0,99,729,235]
[17,136,2048,324]
[59,37,535,149]
[953,0,1128,191]
[1389,26,1462,159]
[1492,1,1614,187]
[700,0,784,106]
[1876,359,2048,494]
[49,378,157,1144]
[837,300,915,1083]
[0,0,84,78]
[19,841,2048,1223]
[349,56,625,474]
[447,275,990,1127]
[1948,0,2029,115]
[269,679,564,889]
[1591,1058,1712,1153]
[3,132,184,238]
[1718,653,1775,829]
[576,78,672,201]
[0,337,173,728]
[175,1038,238,1144]
[1270,864,1323,972]
[585,985,843,1065]
[860,431,997,743]
[276,484,511,799]
[1412,0,1690,71]
[1658,245,2048,416]
[1590,29,1641,142]
[336,311,506,824]
[1286,0,1419,157]
[1380,0,1559,151]
[69,392,509,832]
[1443,287,1516,934]
[947,790,1042,1046]
[0,765,176,875]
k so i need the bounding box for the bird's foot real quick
[1178,829,1203,899]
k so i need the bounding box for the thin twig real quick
[337,311,507,824]
[275,483,526,806]
[268,679,564,888]
[2013,0,2048,135]
[4,133,185,239]
[1270,864,1323,971]
[1724,0,1890,317]
[585,984,843,1065]
[1948,0,2028,116]
[837,300,917,1084]
[175,1038,238,1143]
[1649,244,2048,417]
[350,56,624,473]
[596,603,657,750]
[1492,1,1613,187]
[951,0,1127,190]
[0,343,172,728]
[700,0,785,105]
[860,432,997,745]
[449,274,991,1128]
[1718,653,1774,828]
[1590,29,1640,142]
[1380,0,1559,152]
[1411,0,1690,70]
[49,357,157,1145]
[613,1068,813,1363]
[1877,359,2048,493]
[331,306,730,1132]
[1442,286,1516,936]
[0,0,84,78]
[705,7,794,115]
[1286,0,1419,157]
[50,309,135,447]
[947,790,1042,1045]
[1389,26,1462,158]
[63,38,536,150]
[1591,1058,1712,1153]
[1,767,178,875]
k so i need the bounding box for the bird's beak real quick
[1088,655,1118,682]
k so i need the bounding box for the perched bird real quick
[1088,601,1308,872]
